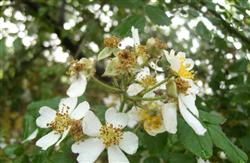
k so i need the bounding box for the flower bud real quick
[166,79,178,98]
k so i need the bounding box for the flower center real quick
[104,36,120,48]
[99,123,123,147]
[70,120,84,142]
[139,109,163,130]
[49,112,72,134]
[175,77,190,94]
[140,75,157,88]
[178,58,194,79]
[117,50,136,70]
[67,59,95,77]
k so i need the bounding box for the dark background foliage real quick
[0,0,250,162]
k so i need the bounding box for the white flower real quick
[67,74,87,97]
[72,108,139,163]
[126,67,164,96]
[36,97,90,150]
[164,49,194,79]
[67,58,95,97]
[163,79,207,135]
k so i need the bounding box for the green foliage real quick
[145,5,171,25]
[178,118,213,159]
[207,124,248,163]
[196,21,212,41]
[112,15,146,37]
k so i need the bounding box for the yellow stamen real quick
[175,77,190,94]
[99,123,123,147]
[140,75,157,88]
[70,120,84,141]
[104,36,120,48]
[49,112,72,134]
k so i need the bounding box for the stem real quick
[91,76,123,93]
[140,78,170,95]
[128,96,166,101]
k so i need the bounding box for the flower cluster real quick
[28,27,207,162]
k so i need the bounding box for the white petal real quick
[36,131,61,150]
[178,97,207,135]
[126,83,144,96]
[180,94,199,117]
[22,129,38,143]
[164,50,180,72]
[137,56,144,65]
[162,103,177,134]
[83,111,102,137]
[59,97,77,114]
[108,145,129,163]
[131,26,140,46]
[70,101,90,120]
[118,37,134,49]
[185,58,194,70]
[127,107,139,128]
[72,138,105,163]
[105,108,128,128]
[149,62,164,72]
[36,106,56,128]
[135,67,150,81]
[119,131,138,154]
[55,128,70,147]
[67,74,87,97]
[156,73,166,90]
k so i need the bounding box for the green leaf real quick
[169,153,196,163]
[196,21,211,41]
[178,118,213,159]
[112,15,145,37]
[98,47,119,61]
[4,144,24,158]
[144,156,160,163]
[207,124,248,163]
[140,132,167,156]
[102,58,120,77]
[145,5,171,25]
[199,110,226,125]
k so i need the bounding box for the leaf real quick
[168,153,196,163]
[102,58,120,77]
[199,110,226,125]
[178,118,213,159]
[145,5,171,25]
[207,124,248,163]
[140,132,167,156]
[144,156,160,163]
[3,144,24,158]
[112,15,145,37]
[98,47,119,61]
[196,21,211,41]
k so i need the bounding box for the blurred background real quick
[0,0,250,162]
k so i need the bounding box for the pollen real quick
[67,58,96,77]
[116,50,136,70]
[139,109,163,130]
[175,77,190,94]
[49,112,72,134]
[177,58,194,79]
[70,120,84,142]
[104,36,120,48]
[99,123,123,147]
[140,75,157,88]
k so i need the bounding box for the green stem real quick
[128,96,166,101]
[140,78,170,95]
[91,76,123,93]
